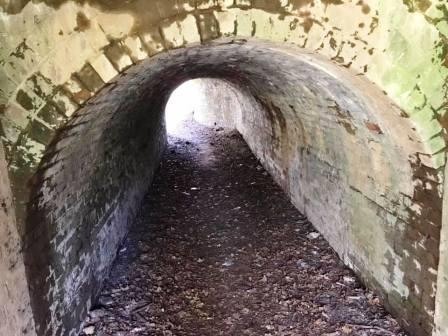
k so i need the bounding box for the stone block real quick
[2,102,29,130]
[216,10,237,36]
[28,118,55,146]
[76,63,104,93]
[181,15,202,44]
[196,12,220,41]
[104,43,133,72]
[140,27,165,56]
[25,73,57,100]
[0,68,18,104]
[234,10,254,36]
[52,91,79,118]
[124,35,151,61]
[63,76,92,105]
[89,54,118,84]
[161,15,201,48]
[0,115,22,143]
[15,89,45,116]
[37,103,66,129]
[160,19,182,48]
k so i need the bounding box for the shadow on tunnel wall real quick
[16,39,442,336]
[23,75,169,335]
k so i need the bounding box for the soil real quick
[81,120,407,336]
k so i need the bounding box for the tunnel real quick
[0,1,447,336]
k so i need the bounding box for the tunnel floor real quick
[81,120,406,336]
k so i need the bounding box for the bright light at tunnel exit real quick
[165,79,205,135]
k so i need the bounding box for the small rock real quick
[131,327,145,333]
[297,260,310,268]
[97,295,113,307]
[222,259,233,267]
[343,276,355,284]
[88,308,106,323]
[307,232,320,240]
[83,326,95,335]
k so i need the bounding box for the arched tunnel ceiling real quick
[0,1,447,336]
[0,0,447,171]
[21,39,439,336]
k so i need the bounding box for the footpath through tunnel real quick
[0,2,447,334]
[78,95,407,335]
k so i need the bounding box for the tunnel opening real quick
[164,78,242,137]
[18,39,439,336]
[164,80,198,136]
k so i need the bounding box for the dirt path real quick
[82,120,406,336]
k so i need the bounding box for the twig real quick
[346,323,396,335]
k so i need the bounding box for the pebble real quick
[82,326,95,335]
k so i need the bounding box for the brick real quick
[104,43,133,72]
[89,54,118,83]
[75,63,104,93]
[63,76,92,105]
[28,118,54,146]
[2,102,29,130]
[141,29,166,56]
[52,91,79,118]
[37,103,66,129]
[196,12,220,41]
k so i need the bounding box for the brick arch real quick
[0,1,447,335]
[0,0,446,226]
[18,39,435,336]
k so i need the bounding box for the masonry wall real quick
[234,77,443,336]
[154,44,437,335]
[23,67,167,336]
[0,1,447,335]
[182,65,442,336]
[3,38,443,336]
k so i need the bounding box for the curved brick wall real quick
[0,1,447,336]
